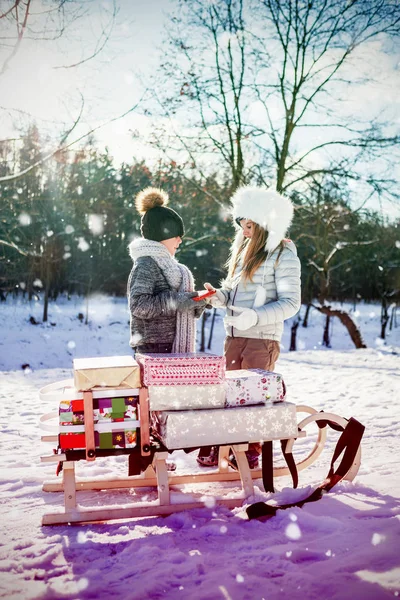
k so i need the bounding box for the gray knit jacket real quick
[128,256,203,348]
[217,240,301,342]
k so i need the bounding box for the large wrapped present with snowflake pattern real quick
[151,402,297,449]
[73,356,141,391]
[136,352,226,386]
[224,369,286,407]
[148,383,225,411]
[59,395,139,450]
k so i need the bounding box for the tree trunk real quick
[302,303,311,328]
[43,255,51,323]
[322,314,331,348]
[43,286,49,323]
[207,308,216,350]
[313,304,367,349]
[290,319,299,351]
[389,304,397,331]
[85,276,92,325]
[200,311,209,352]
[380,297,389,340]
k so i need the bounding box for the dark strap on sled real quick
[261,442,274,492]
[248,417,364,520]
[261,439,298,493]
[281,439,299,489]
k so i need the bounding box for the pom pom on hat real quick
[135,187,169,215]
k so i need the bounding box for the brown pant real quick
[198,337,280,461]
[225,337,281,456]
[224,337,280,372]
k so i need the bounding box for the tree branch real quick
[0,95,145,183]
[0,0,31,75]
[53,0,117,69]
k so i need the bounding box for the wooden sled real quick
[40,386,361,526]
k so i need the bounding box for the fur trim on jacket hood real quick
[230,186,294,251]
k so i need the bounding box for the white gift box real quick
[224,369,286,407]
[148,384,226,411]
[151,401,297,449]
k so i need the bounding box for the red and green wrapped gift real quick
[59,396,139,450]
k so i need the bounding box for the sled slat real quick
[139,387,150,456]
[41,454,67,463]
[41,435,58,443]
[42,497,244,526]
[83,391,95,462]
[63,461,76,509]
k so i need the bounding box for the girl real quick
[197,186,301,468]
[128,187,206,355]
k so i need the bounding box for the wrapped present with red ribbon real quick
[136,352,226,386]
[59,395,139,450]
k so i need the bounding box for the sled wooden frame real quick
[40,388,361,526]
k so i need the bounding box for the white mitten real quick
[224,306,258,330]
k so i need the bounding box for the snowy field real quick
[0,295,399,599]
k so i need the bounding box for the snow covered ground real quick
[0,295,399,599]
[0,294,398,371]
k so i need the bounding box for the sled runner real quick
[40,356,363,526]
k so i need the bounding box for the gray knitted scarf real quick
[129,238,196,352]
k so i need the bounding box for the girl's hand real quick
[203,283,226,308]
[225,306,258,330]
[204,282,216,292]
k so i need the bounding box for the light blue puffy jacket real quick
[217,240,301,342]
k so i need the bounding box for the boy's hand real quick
[178,292,204,311]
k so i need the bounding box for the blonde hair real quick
[227,223,284,282]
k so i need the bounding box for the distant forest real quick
[1,127,398,304]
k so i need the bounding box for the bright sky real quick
[1,0,399,218]
[1,0,171,163]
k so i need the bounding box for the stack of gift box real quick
[58,356,141,451]
[57,353,298,452]
[136,352,298,450]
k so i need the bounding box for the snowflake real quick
[271,420,283,434]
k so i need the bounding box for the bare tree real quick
[157,0,400,205]
[150,0,256,191]
[0,1,117,75]
[254,0,400,197]
[1,1,82,76]
[0,0,142,183]
[0,99,143,184]
[293,180,371,348]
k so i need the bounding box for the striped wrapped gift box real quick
[136,352,226,386]
[59,395,139,450]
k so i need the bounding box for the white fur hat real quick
[230,186,294,251]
